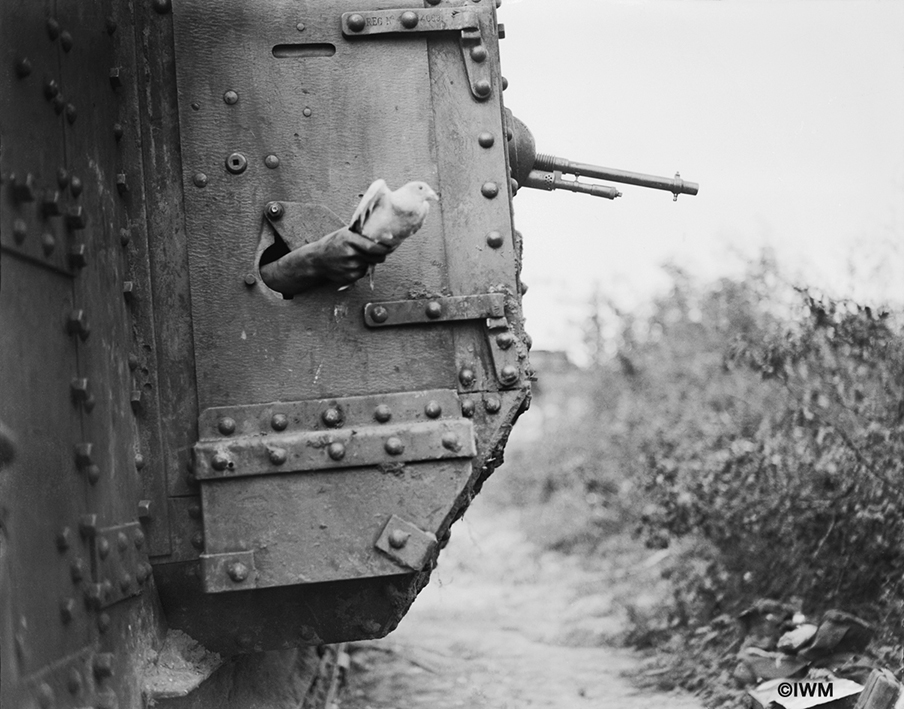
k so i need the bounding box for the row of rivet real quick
[460,362,519,387]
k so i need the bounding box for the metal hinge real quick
[340,6,496,101]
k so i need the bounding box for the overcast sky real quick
[497,0,904,360]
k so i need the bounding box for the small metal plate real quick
[374,515,437,571]
[200,550,257,593]
[363,294,505,328]
[341,8,479,36]
[195,419,475,480]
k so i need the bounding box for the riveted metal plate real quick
[341,8,479,36]
[93,523,151,609]
[374,515,437,570]
[200,550,256,593]
[485,315,523,388]
[21,647,96,709]
[363,294,505,328]
[195,419,475,480]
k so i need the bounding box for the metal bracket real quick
[364,293,505,327]
[485,315,522,388]
[340,6,495,101]
[200,550,257,593]
[374,515,437,571]
[91,522,151,609]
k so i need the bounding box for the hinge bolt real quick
[12,173,36,202]
[42,190,62,216]
[123,281,135,301]
[67,309,91,340]
[137,499,152,520]
[130,389,142,411]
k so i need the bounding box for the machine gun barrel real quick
[522,169,621,200]
[533,153,699,199]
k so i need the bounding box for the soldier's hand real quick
[310,228,392,284]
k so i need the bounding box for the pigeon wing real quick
[349,179,391,236]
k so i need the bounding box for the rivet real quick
[44,78,60,100]
[510,178,519,193]
[347,14,366,32]
[15,57,32,78]
[60,30,73,51]
[57,527,72,551]
[374,404,392,423]
[67,667,83,694]
[119,573,133,592]
[102,579,114,600]
[426,0,441,4]
[268,447,288,465]
[470,45,488,62]
[47,18,61,40]
[97,613,111,633]
[123,283,136,304]
[66,205,87,229]
[116,173,128,195]
[191,102,200,111]
[296,22,306,31]
[266,201,284,219]
[271,413,289,431]
[211,453,229,471]
[501,75,509,90]
[478,132,495,148]
[93,653,114,680]
[70,175,83,197]
[506,127,513,141]
[37,682,55,709]
[117,532,129,551]
[485,396,502,413]
[384,437,404,456]
[371,305,389,323]
[218,417,236,435]
[106,16,118,35]
[86,465,101,485]
[71,558,86,583]
[474,79,491,97]
[42,233,56,255]
[265,154,280,169]
[425,401,442,418]
[459,367,476,387]
[442,432,460,451]
[120,228,131,246]
[113,123,123,141]
[328,442,346,461]
[193,172,208,188]
[225,152,248,174]
[496,331,514,349]
[98,537,111,559]
[243,273,257,286]
[500,364,519,384]
[52,95,65,115]
[520,280,529,295]
[134,529,146,548]
[322,407,343,427]
[302,107,312,117]
[68,240,88,267]
[223,90,238,105]
[128,354,139,371]
[12,173,36,202]
[191,531,204,550]
[65,103,77,124]
[137,562,152,584]
[486,231,504,248]
[137,499,152,519]
[188,501,202,519]
[425,300,443,319]
[42,189,61,216]
[152,0,172,14]
[388,529,410,549]
[481,181,499,199]
[12,219,26,244]
[57,168,70,188]
[227,561,249,582]
[109,67,122,89]
[74,441,93,467]
[60,597,76,624]
[400,11,419,28]
[134,452,145,470]
[84,583,102,609]
[460,399,475,418]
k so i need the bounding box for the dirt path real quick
[343,498,703,709]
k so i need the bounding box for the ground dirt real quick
[342,497,703,709]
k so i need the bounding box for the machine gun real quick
[506,111,699,201]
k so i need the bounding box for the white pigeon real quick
[349,179,439,287]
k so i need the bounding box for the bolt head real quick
[478,132,495,148]
[424,401,442,419]
[193,172,208,188]
[500,364,519,384]
[137,499,152,519]
[495,331,515,349]
[223,89,239,105]
[266,201,284,219]
[384,437,404,456]
[485,396,502,413]
[425,300,443,319]
[271,413,289,431]
[474,79,492,97]
[470,45,488,62]
[227,561,249,582]
[374,404,392,423]
[327,442,346,461]
[322,407,343,427]
[400,11,419,28]
[371,305,389,323]
[388,529,410,549]
[226,152,248,174]
[268,447,288,465]
[347,13,366,31]
[486,231,504,249]
[218,417,236,435]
